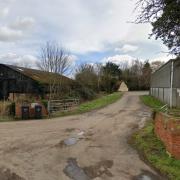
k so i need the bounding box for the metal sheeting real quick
[150,87,180,108]
[151,61,171,88]
[150,59,180,108]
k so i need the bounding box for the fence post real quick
[47,100,51,117]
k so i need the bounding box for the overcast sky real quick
[0,0,175,68]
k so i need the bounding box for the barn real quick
[0,64,73,101]
[150,58,180,108]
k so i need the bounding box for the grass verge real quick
[0,115,14,122]
[140,95,180,117]
[53,92,123,117]
[131,121,180,180]
[140,95,164,110]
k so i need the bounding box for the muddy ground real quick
[0,92,164,180]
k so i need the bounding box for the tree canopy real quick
[135,0,180,56]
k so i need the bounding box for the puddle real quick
[57,129,93,148]
[64,158,90,180]
[64,137,78,146]
[56,137,79,148]
[83,160,114,178]
[132,170,163,180]
[64,159,114,180]
[0,168,25,180]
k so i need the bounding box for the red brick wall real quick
[15,103,48,119]
[154,112,180,159]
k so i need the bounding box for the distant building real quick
[0,64,74,101]
[118,81,129,92]
[150,58,180,108]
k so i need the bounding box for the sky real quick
[0,0,176,69]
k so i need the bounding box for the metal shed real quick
[150,58,180,108]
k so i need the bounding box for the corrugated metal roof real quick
[151,57,180,76]
[1,64,73,84]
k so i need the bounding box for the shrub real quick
[76,86,96,100]
[41,99,48,109]
[0,101,12,116]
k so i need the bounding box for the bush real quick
[0,101,12,116]
[76,86,97,100]
[41,99,48,109]
[70,82,97,100]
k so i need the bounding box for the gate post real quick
[47,100,51,117]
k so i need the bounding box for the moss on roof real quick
[7,65,73,85]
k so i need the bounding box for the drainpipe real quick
[170,60,174,108]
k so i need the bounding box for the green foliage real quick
[100,75,118,93]
[141,61,152,89]
[135,0,180,55]
[132,122,180,179]
[78,92,122,113]
[41,99,48,108]
[71,82,97,100]
[141,95,180,117]
[103,62,122,78]
[140,95,164,109]
[75,62,122,96]
[152,0,180,55]
[0,116,14,122]
[122,60,152,91]
[76,86,97,100]
[54,92,122,117]
[75,64,98,92]
[101,62,122,93]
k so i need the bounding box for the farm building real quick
[150,58,180,108]
[118,81,129,92]
[0,64,74,101]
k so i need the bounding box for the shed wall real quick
[150,59,180,108]
[173,60,180,88]
[151,61,171,88]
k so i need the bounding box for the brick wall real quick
[154,112,180,159]
[15,103,48,119]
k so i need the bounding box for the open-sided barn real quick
[150,58,180,108]
[0,64,73,101]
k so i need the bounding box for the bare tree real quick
[38,41,72,100]
[75,63,98,91]
[150,60,164,72]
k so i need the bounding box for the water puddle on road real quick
[63,158,90,180]
[64,137,78,146]
[132,170,164,180]
[64,158,114,180]
[57,129,86,147]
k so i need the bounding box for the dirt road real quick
[0,92,163,180]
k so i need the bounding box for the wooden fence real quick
[48,99,80,114]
